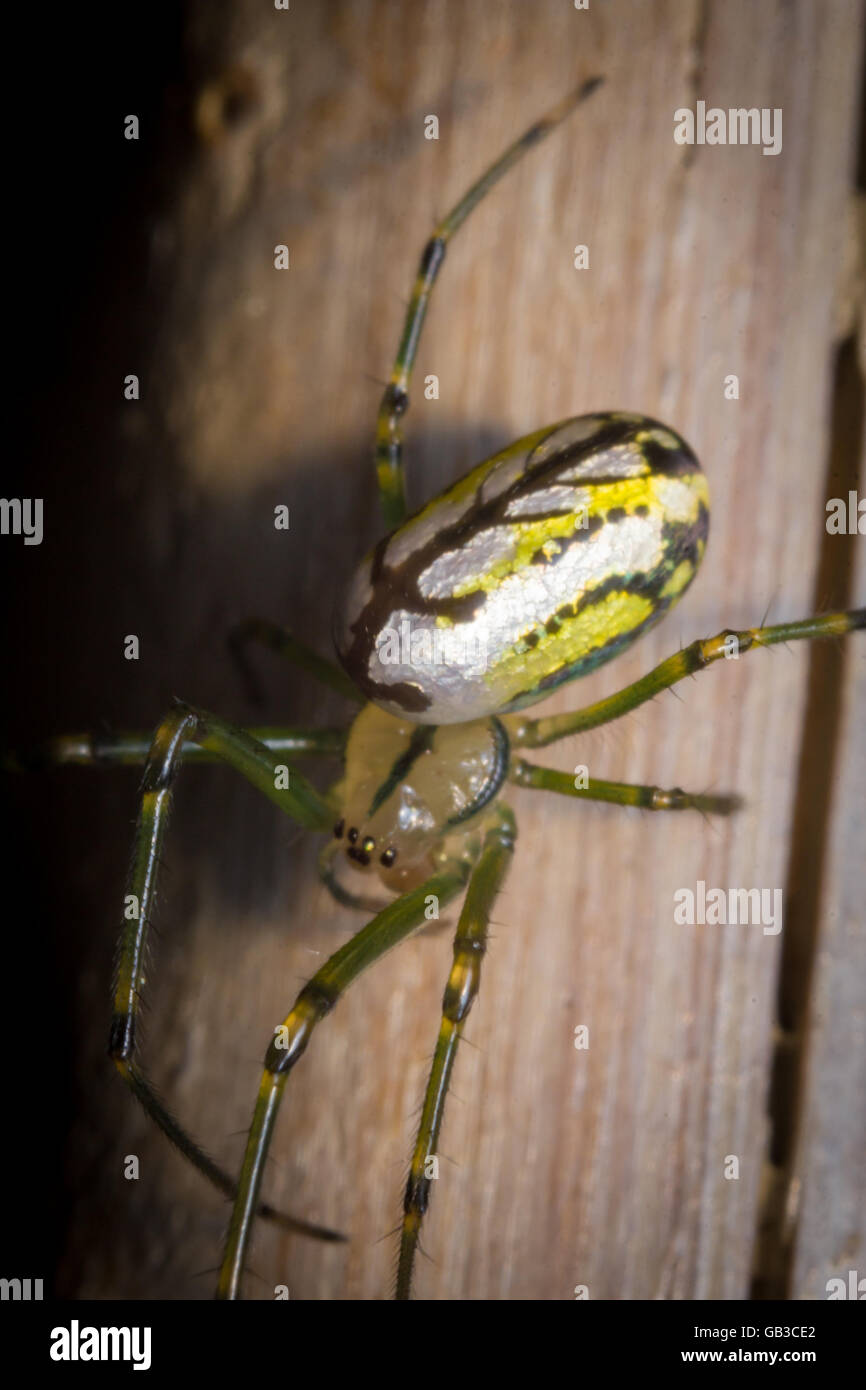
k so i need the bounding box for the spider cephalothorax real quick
[330,704,510,891]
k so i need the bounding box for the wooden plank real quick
[14,0,862,1299]
[789,461,866,1300]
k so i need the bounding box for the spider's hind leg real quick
[228,617,363,706]
[509,762,742,816]
[373,77,603,531]
[510,609,866,749]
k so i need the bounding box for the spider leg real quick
[396,806,516,1300]
[509,762,742,815]
[216,857,475,1299]
[4,724,346,771]
[119,1061,344,1242]
[509,609,866,749]
[375,77,603,532]
[228,617,363,705]
[109,701,342,1240]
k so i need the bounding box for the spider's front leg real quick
[4,724,346,770]
[217,856,475,1299]
[396,806,516,1299]
[109,700,346,1242]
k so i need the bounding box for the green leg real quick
[228,617,363,705]
[109,701,341,1241]
[5,724,346,771]
[375,77,603,531]
[510,761,742,815]
[396,807,516,1300]
[510,609,866,749]
[215,858,475,1300]
[118,1061,343,1243]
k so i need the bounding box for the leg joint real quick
[382,382,409,417]
[442,943,484,1024]
[403,1169,431,1218]
[420,235,446,279]
[108,1013,135,1060]
[264,983,334,1074]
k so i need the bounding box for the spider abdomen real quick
[336,411,709,723]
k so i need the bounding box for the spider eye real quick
[361,836,375,855]
[347,826,359,844]
[333,819,344,839]
[380,847,397,867]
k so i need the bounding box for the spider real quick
[23,76,864,1301]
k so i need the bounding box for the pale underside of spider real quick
[26,77,865,1300]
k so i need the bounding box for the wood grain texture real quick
[789,476,866,1300]
[13,0,863,1300]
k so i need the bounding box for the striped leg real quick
[109,701,342,1241]
[510,609,866,749]
[375,77,604,531]
[397,807,516,1300]
[228,617,363,706]
[5,724,346,771]
[510,762,742,815]
[216,860,474,1299]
